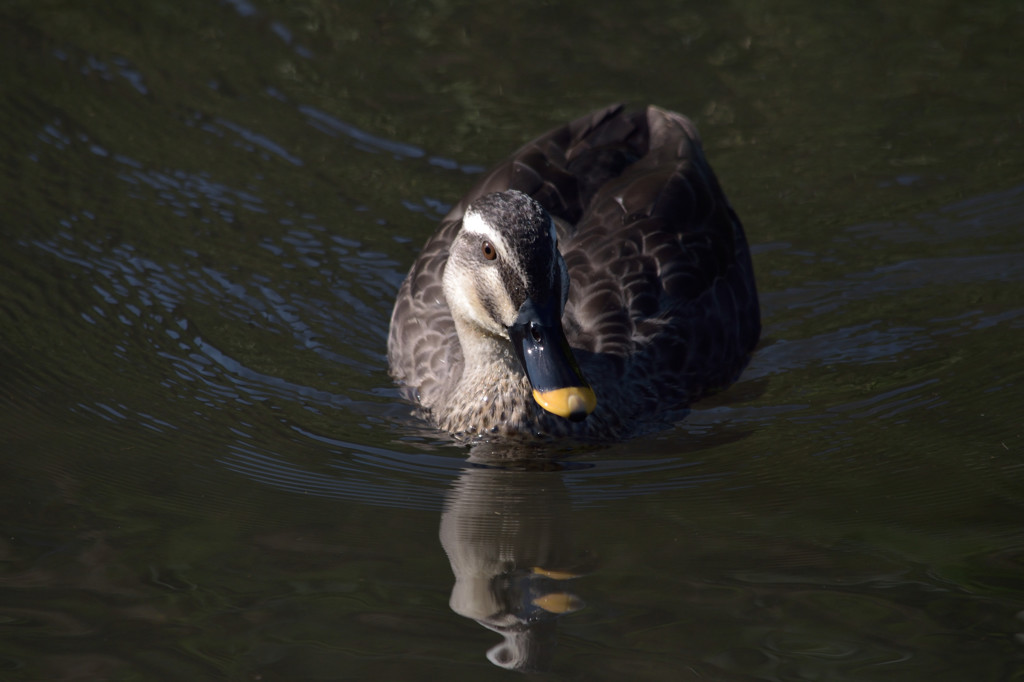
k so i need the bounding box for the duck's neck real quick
[451,318,526,399]
[456,324,516,377]
[441,319,535,437]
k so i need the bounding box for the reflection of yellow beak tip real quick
[531,592,584,615]
[532,386,597,421]
[532,566,583,580]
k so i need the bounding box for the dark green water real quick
[3,1,1024,679]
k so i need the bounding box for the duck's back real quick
[388,104,760,436]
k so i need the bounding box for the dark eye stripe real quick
[495,259,529,310]
[479,290,502,324]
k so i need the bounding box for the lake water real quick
[2,1,1024,679]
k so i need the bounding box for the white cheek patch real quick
[447,261,516,332]
[444,267,477,316]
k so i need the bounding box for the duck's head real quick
[442,190,597,422]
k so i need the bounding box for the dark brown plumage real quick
[388,104,760,441]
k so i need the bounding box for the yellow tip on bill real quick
[532,386,597,421]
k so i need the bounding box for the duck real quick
[388,104,760,442]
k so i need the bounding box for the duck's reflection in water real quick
[439,457,595,672]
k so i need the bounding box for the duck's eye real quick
[481,241,497,260]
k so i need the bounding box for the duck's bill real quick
[508,299,596,422]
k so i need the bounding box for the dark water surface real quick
[3,1,1024,679]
